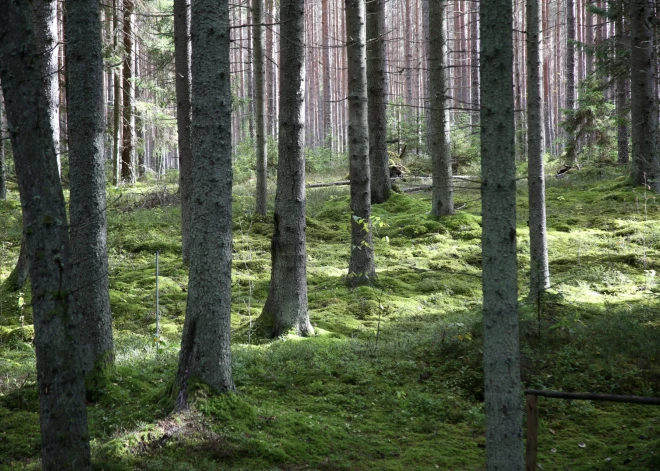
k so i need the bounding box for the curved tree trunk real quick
[174,0,193,263]
[428,0,453,217]
[258,0,313,337]
[2,224,30,292]
[175,0,235,409]
[0,3,91,468]
[526,0,550,302]
[346,0,375,287]
[630,0,659,191]
[66,0,115,391]
[366,0,390,204]
[480,0,524,466]
[253,0,268,216]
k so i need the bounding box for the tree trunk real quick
[258,0,313,337]
[0,89,6,200]
[346,0,375,287]
[629,0,658,190]
[526,0,549,302]
[322,0,331,147]
[174,0,193,263]
[367,0,390,204]
[480,0,524,466]
[0,3,91,468]
[65,0,115,391]
[33,0,61,177]
[253,0,268,215]
[429,0,453,217]
[121,0,135,182]
[564,0,576,164]
[175,0,235,409]
[470,2,480,127]
[615,7,629,164]
[112,0,121,186]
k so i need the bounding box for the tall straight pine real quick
[480,0,524,468]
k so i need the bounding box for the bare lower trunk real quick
[121,0,135,182]
[366,0,390,204]
[428,0,453,217]
[175,0,235,409]
[0,3,91,468]
[615,11,629,165]
[66,0,115,391]
[253,0,268,215]
[174,0,193,263]
[480,0,524,466]
[346,0,375,287]
[526,0,549,302]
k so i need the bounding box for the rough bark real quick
[564,0,576,164]
[121,0,135,182]
[480,0,524,466]
[112,0,121,186]
[630,0,658,190]
[257,0,313,337]
[65,0,115,388]
[526,0,549,302]
[615,10,629,164]
[470,2,480,127]
[366,0,390,204]
[175,0,235,409]
[0,84,6,200]
[321,0,331,146]
[0,3,91,468]
[429,0,453,217]
[174,0,193,263]
[253,0,268,215]
[33,0,61,176]
[346,0,375,287]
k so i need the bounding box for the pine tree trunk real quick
[367,0,390,204]
[253,0,268,215]
[346,0,375,287]
[258,0,313,337]
[0,89,6,200]
[322,0,331,147]
[66,0,115,389]
[564,0,576,164]
[0,3,91,468]
[429,0,453,217]
[629,0,658,190]
[174,0,193,263]
[480,0,524,466]
[112,0,121,186]
[121,0,135,182]
[615,8,629,164]
[470,2,480,127]
[175,0,235,408]
[527,0,550,302]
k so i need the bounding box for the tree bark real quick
[112,0,121,186]
[429,0,453,217]
[480,0,524,466]
[615,8,629,165]
[65,0,115,390]
[0,88,6,200]
[346,0,375,287]
[33,0,61,176]
[253,0,268,215]
[258,0,313,337]
[564,0,576,164]
[121,0,136,182]
[0,3,91,468]
[175,0,235,409]
[321,0,331,147]
[526,0,549,302]
[629,0,658,190]
[367,0,390,204]
[174,0,193,263]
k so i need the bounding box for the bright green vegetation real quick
[1,168,659,470]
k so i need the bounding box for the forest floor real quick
[1,165,659,470]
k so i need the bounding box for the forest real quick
[0,0,659,469]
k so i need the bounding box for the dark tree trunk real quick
[253,0,268,215]
[526,0,549,302]
[615,9,629,165]
[346,0,375,287]
[174,0,193,263]
[0,3,91,468]
[258,0,313,337]
[428,0,453,217]
[630,0,658,190]
[367,0,390,204]
[480,0,524,465]
[112,0,121,186]
[121,0,135,182]
[175,0,235,409]
[0,82,6,200]
[321,0,331,146]
[66,0,115,390]
[564,0,576,164]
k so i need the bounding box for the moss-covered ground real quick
[1,167,659,470]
